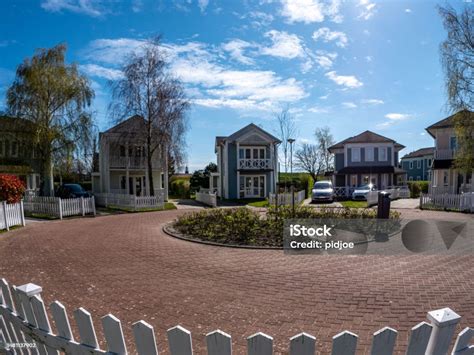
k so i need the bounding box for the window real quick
[428,158,432,168]
[443,171,449,186]
[351,147,361,162]
[119,145,126,157]
[0,141,3,157]
[362,175,370,184]
[365,147,374,161]
[409,161,413,169]
[10,141,18,157]
[409,176,413,181]
[450,136,457,150]
[378,147,387,161]
[120,176,126,190]
[161,173,165,189]
[417,160,421,169]
[416,176,421,181]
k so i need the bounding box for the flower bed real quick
[173,206,400,247]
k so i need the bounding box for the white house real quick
[92,115,168,199]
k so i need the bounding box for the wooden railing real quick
[434,149,455,160]
[269,190,306,206]
[23,196,96,219]
[0,279,472,354]
[239,158,272,169]
[94,192,165,210]
[420,192,474,212]
[109,156,148,169]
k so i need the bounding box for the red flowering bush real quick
[0,174,26,204]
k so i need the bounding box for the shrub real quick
[174,205,400,247]
[170,178,190,198]
[0,174,26,203]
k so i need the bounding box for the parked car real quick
[352,184,377,201]
[311,180,334,203]
[56,184,91,199]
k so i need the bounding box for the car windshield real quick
[66,184,84,193]
[314,182,331,189]
[357,184,371,190]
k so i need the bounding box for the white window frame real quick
[239,146,266,160]
[351,147,361,162]
[365,147,374,162]
[378,147,387,161]
[417,160,421,169]
[409,161,413,169]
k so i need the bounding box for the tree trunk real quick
[147,137,154,196]
[41,151,54,196]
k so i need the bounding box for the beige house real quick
[92,115,168,199]
[426,110,473,194]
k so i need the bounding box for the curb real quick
[162,223,282,250]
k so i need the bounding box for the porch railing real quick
[434,149,455,160]
[109,156,147,169]
[239,159,272,169]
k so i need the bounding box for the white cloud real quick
[279,0,343,24]
[308,106,329,113]
[361,98,384,105]
[198,0,209,13]
[260,30,305,59]
[280,0,324,23]
[365,55,373,62]
[314,55,333,69]
[248,11,274,27]
[312,27,348,48]
[385,113,412,120]
[342,102,357,108]
[325,71,363,88]
[405,8,412,13]
[357,0,376,20]
[222,39,256,65]
[80,64,124,80]
[41,0,106,17]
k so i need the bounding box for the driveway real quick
[302,197,343,207]
[391,198,420,209]
[0,209,472,354]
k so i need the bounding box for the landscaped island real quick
[172,206,400,247]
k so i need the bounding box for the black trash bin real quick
[377,191,391,219]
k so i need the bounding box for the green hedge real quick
[407,181,429,198]
[277,173,315,198]
[170,178,191,198]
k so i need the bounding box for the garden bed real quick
[171,206,400,247]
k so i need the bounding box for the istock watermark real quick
[283,218,473,255]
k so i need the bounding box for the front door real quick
[243,176,265,198]
[129,176,146,196]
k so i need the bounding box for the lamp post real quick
[287,138,295,216]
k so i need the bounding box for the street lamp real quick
[287,138,296,216]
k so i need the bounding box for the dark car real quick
[56,184,90,199]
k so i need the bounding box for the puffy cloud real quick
[312,27,348,48]
[361,98,384,105]
[260,30,305,59]
[222,39,256,65]
[385,113,412,120]
[41,0,106,17]
[325,71,363,88]
[357,0,377,20]
[279,0,343,24]
[342,102,357,108]
[80,64,124,80]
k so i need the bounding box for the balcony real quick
[434,149,455,160]
[238,158,272,170]
[109,155,147,169]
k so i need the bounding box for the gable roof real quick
[401,147,434,159]
[0,115,35,133]
[328,130,405,151]
[425,110,473,138]
[103,115,146,134]
[216,123,281,146]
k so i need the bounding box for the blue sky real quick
[0,0,469,171]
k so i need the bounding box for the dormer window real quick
[378,147,387,161]
[351,147,361,162]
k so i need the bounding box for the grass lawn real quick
[246,199,270,208]
[24,212,59,220]
[339,200,368,208]
[98,202,177,213]
[225,198,269,207]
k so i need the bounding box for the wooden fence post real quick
[20,200,25,226]
[58,198,63,220]
[425,308,461,355]
[2,201,9,231]
[81,197,85,216]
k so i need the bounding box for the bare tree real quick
[315,126,335,172]
[275,107,297,174]
[110,38,190,196]
[438,4,474,173]
[295,143,324,181]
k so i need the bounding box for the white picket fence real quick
[0,202,25,231]
[23,196,96,219]
[420,192,474,213]
[269,190,306,206]
[367,186,410,207]
[195,191,217,207]
[0,279,472,355]
[94,192,164,210]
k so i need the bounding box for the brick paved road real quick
[0,209,472,354]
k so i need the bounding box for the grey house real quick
[400,147,434,181]
[328,130,406,190]
[210,124,281,199]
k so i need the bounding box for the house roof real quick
[328,130,405,152]
[425,110,473,138]
[0,115,35,133]
[103,115,146,134]
[215,123,281,146]
[401,147,434,159]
